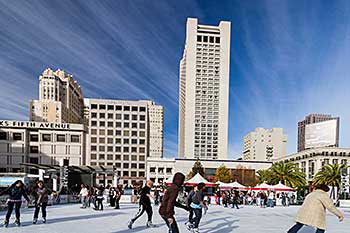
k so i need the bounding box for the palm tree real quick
[313,163,348,198]
[256,169,273,184]
[269,162,306,188]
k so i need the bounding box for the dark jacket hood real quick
[173,172,185,187]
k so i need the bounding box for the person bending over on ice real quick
[128,180,156,229]
[32,180,51,224]
[159,172,189,233]
[287,184,344,233]
[1,180,30,227]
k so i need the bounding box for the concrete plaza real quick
[0,203,348,233]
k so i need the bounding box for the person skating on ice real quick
[0,180,30,227]
[188,183,207,233]
[287,184,344,233]
[32,180,51,224]
[128,180,156,229]
[159,172,189,233]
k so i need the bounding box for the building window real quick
[132,115,138,121]
[42,134,51,142]
[139,164,145,169]
[124,114,129,120]
[71,135,80,143]
[115,154,121,160]
[30,146,39,153]
[116,130,122,136]
[140,131,145,137]
[99,104,106,110]
[30,134,38,142]
[132,106,138,111]
[140,107,146,112]
[107,105,114,110]
[99,146,105,151]
[99,154,105,159]
[124,122,129,128]
[56,134,66,142]
[115,147,121,152]
[123,163,129,169]
[139,147,145,153]
[140,123,145,129]
[131,147,137,152]
[91,104,98,109]
[131,163,137,169]
[197,35,202,42]
[0,132,7,140]
[124,106,130,111]
[91,121,97,126]
[123,171,129,176]
[13,133,22,141]
[139,139,145,145]
[123,154,129,160]
[132,123,137,128]
[91,146,97,151]
[131,171,137,177]
[123,147,129,152]
[140,115,145,121]
[91,154,97,160]
[100,121,105,127]
[215,37,220,43]
[139,171,145,177]
[116,105,122,111]
[116,114,122,120]
[139,155,145,161]
[91,112,97,118]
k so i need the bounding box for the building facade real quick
[242,128,287,161]
[298,114,339,152]
[84,98,163,185]
[178,18,231,160]
[30,68,84,124]
[0,120,85,173]
[275,147,350,182]
[146,157,175,185]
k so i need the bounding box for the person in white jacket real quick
[79,184,89,209]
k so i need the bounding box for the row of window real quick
[91,137,145,145]
[90,153,144,161]
[91,112,146,121]
[91,104,146,112]
[0,132,22,141]
[197,35,220,43]
[90,145,146,153]
[91,121,146,129]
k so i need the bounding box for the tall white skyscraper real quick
[178,18,231,160]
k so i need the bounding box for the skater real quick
[0,180,30,227]
[128,180,156,229]
[159,172,189,233]
[231,191,239,209]
[110,187,116,207]
[185,186,198,230]
[79,184,88,208]
[287,184,344,233]
[115,186,121,209]
[95,185,104,210]
[32,180,51,224]
[188,183,207,233]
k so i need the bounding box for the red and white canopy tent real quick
[271,182,295,192]
[216,181,248,191]
[251,182,295,191]
[185,173,216,187]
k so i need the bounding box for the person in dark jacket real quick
[95,185,104,211]
[159,172,189,233]
[115,186,121,209]
[0,180,30,227]
[32,180,51,224]
[128,180,156,229]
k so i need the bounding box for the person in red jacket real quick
[159,172,189,233]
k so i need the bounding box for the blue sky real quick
[1,0,350,158]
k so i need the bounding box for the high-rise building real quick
[298,114,339,152]
[84,98,163,185]
[178,18,231,160]
[30,68,84,124]
[243,128,287,161]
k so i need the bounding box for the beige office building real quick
[30,68,84,124]
[84,98,163,185]
[178,18,231,160]
[275,147,350,182]
[243,128,287,161]
[0,120,85,174]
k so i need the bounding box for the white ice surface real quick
[0,204,349,233]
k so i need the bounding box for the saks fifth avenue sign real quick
[0,120,75,130]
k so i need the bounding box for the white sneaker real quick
[186,222,194,231]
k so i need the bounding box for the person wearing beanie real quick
[159,172,189,233]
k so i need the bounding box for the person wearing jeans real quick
[287,184,344,233]
[189,183,207,233]
[32,180,51,224]
[79,184,88,209]
[0,180,30,227]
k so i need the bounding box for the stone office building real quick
[0,120,86,174]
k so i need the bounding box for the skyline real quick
[1,0,350,158]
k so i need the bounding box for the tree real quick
[313,163,348,198]
[187,160,205,179]
[214,164,231,183]
[269,162,306,188]
[256,169,273,184]
[256,162,306,188]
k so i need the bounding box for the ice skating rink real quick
[1,204,349,233]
